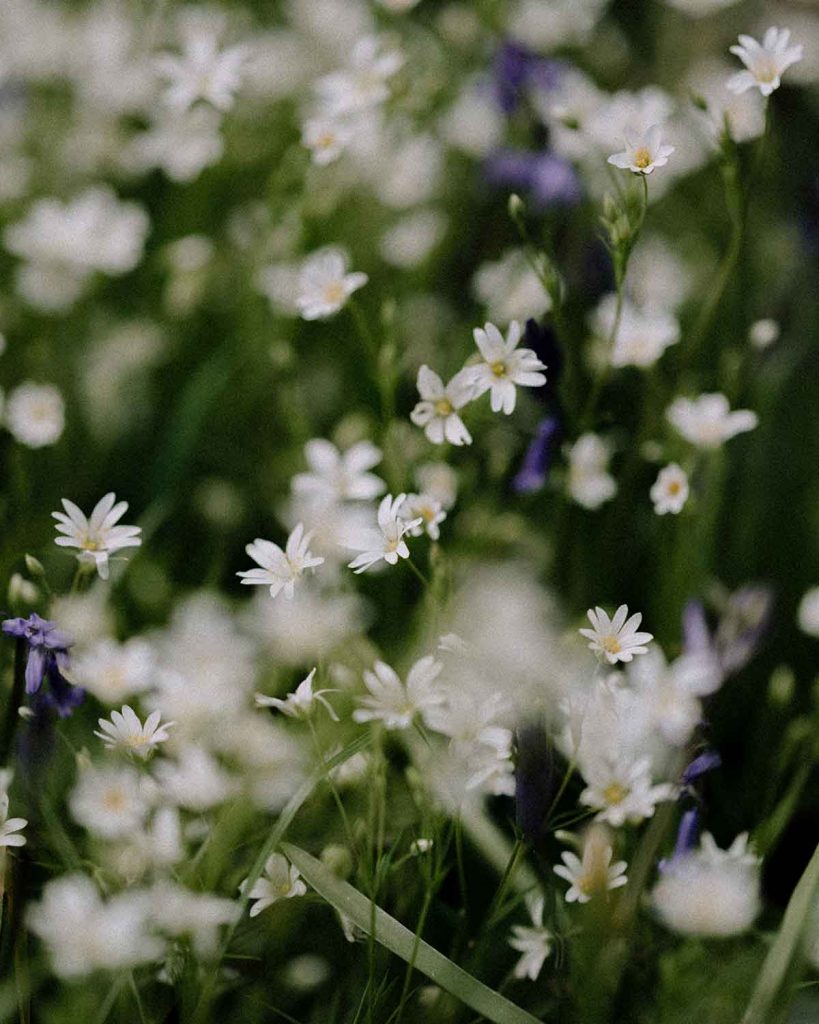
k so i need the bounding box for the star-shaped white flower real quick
[296,247,368,321]
[237,523,324,598]
[346,494,421,574]
[240,853,306,918]
[52,493,142,580]
[554,839,628,903]
[399,492,447,541]
[650,463,689,515]
[469,321,547,415]
[353,656,444,730]
[155,27,247,112]
[255,667,339,722]
[509,896,553,980]
[579,605,654,664]
[292,439,385,505]
[579,757,676,827]
[608,125,675,175]
[728,27,803,97]
[666,393,758,449]
[93,705,174,760]
[409,365,475,446]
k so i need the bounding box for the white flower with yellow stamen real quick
[727,27,803,97]
[608,124,675,175]
[296,247,368,321]
[353,656,444,730]
[468,320,547,415]
[579,756,675,827]
[650,463,689,515]
[94,705,174,760]
[399,492,447,541]
[579,604,653,664]
[238,523,324,599]
[410,365,475,446]
[52,493,142,580]
[346,494,421,573]
[554,828,629,904]
[240,853,306,918]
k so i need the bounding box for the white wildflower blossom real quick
[566,433,617,510]
[240,853,307,917]
[156,25,247,112]
[650,463,689,515]
[667,393,758,448]
[353,656,444,730]
[94,705,174,760]
[554,830,629,903]
[255,667,339,721]
[296,247,368,320]
[69,765,150,839]
[237,523,324,599]
[410,365,475,446]
[509,896,553,981]
[399,492,447,541]
[346,494,421,573]
[469,321,547,415]
[52,493,142,580]
[608,124,675,174]
[579,756,675,827]
[292,439,385,504]
[580,605,654,664]
[727,27,803,97]
[4,382,65,448]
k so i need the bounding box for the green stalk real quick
[0,640,27,767]
[282,844,541,1024]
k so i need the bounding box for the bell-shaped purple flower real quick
[513,417,561,494]
[2,613,83,715]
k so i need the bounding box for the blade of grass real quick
[741,839,819,1024]
[282,843,541,1024]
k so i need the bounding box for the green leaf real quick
[281,843,542,1024]
[741,839,819,1024]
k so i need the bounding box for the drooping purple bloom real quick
[492,42,562,115]
[513,417,561,494]
[2,613,83,716]
[485,148,582,209]
[682,750,722,785]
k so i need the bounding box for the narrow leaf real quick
[282,843,542,1024]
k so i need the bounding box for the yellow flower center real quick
[600,634,622,656]
[603,782,628,806]
[490,360,507,377]
[434,398,453,416]
[103,789,127,813]
[323,281,346,305]
[667,480,681,495]
[82,537,100,551]
[317,132,336,149]
[633,147,651,169]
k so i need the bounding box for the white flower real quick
[301,117,355,166]
[797,587,819,638]
[415,462,458,510]
[473,249,551,324]
[255,668,339,722]
[580,605,654,664]
[566,433,617,510]
[749,318,780,350]
[410,838,434,855]
[346,494,421,573]
[650,464,689,515]
[399,493,447,541]
[94,706,174,760]
[69,765,150,839]
[315,36,404,117]
[292,439,385,505]
[608,124,675,174]
[509,896,553,980]
[0,783,26,849]
[410,365,475,446]
[4,382,65,448]
[353,656,444,730]
[728,28,803,97]
[154,747,236,812]
[156,27,247,112]
[52,492,142,580]
[579,756,675,827]
[469,321,547,415]
[554,829,628,903]
[240,853,306,917]
[296,247,368,320]
[237,523,324,599]
[123,107,224,183]
[666,393,758,449]
[72,638,155,704]
[652,832,761,937]
[592,295,680,368]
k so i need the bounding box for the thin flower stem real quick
[405,557,430,590]
[0,640,27,767]
[394,884,434,1024]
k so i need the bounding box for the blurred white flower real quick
[315,35,403,117]
[667,393,758,448]
[154,747,236,811]
[346,494,420,573]
[473,249,551,324]
[72,638,155,704]
[0,782,26,849]
[241,853,307,917]
[652,832,761,937]
[52,492,142,580]
[415,462,458,510]
[292,439,385,505]
[399,492,447,541]
[156,25,247,112]
[410,365,475,445]
[650,464,689,515]
[379,210,446,269]
[579,756,675,827]
[353,656,444,729]
[509,896,553,980]
[4,382,64,448]
[728,27,803,97]
[592,295,680,368]
[302,117,356,166]
[469,321,547,415]
[580,605,653,665]
[608,124,675,175]
[124,106,224,182]
[749,318,780,350]
[256,667,339,721]
[94,705,174,760]
[145,880,239,956]
[238,523,324,599]
[69,765,150,839]
[566,433,617,510]
[296,247,368,320]
[797,587,819,638]
[554,830,629,903]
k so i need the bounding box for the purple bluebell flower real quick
[513,417,561,494]
[682,750,722,785]
[484,149,581,210]
[2,613,83,716]
[660,809,701,874]
[492,43,562,115]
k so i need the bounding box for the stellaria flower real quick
[346,494,421,573]
[315,36,404,118]
[292,439,385,505]
[410,365,475,446]
[667,393,758,448]
[608,125,675,175]
[237,523,324,599]
[508,895,553,980]
[296,248,368,321]
[1,613,84,717]
[566,433,617,510]
[554,829,629,903]
[240,853,306,917]
[727,28,803,97]
[469,320,547,415]
[579,605,654,664]
[353,657,444,730]
[398,492,447,541]
[4,383,65,448]
[52,493,142,580]
[650,463,689,515]
[579,756,675,827]
[93,706,174,760]
[0,773,27,849]
[155,25,247,112]
[255,668,339,722]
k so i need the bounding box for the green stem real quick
[0,640,27,767]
